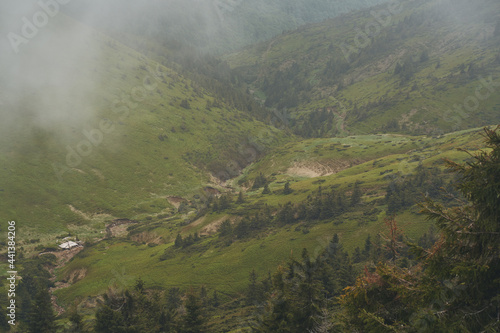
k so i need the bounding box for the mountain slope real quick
[0,13,287,237]
[64,0,389,53]
[52,127,488,329]
[227,0,500,135]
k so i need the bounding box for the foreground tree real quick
[29,284,56,333]
[254,236,355,332]
[340,126,500,332]
[419,126,500,331]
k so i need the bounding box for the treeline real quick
[209,183,362,243]
[262,62,311,109]
[244,219,437,332]
[292,108,339,138]
[385,164,456,214]
[0,255,57,332]
[95,281,218,333]
[246,235,355,332]
[240,128,500,332]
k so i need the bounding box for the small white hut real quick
[59,241,79,250]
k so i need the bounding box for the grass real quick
[226,0,500,135]
[0,2,497,327]
[0,13,287,240]
[52,127,488,308]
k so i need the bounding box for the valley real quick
[1,0,499,331]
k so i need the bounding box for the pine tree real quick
[352,247,363,263]
[174,234,183,248]
[350,182,362,207]
[180,99,191,109]
[166,287,182,311]
[235,219,249,239]
[68,306,83,332]
[199,285,208,306]
[95,304,123,333]
[218,219,233,237]
[283,181,292,194]
[211,289,219,308]
[252,173,267,189]
[183,292,204,333]
[419,127,500,330]
[236,190,245,203]
[340,127,500,332]
[247,269,260,305]
[135,277,145,294]
[362,234,371,259]
[29,284,56,333]
[219,194,232,210]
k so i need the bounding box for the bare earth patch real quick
[130,231,162,244]
[286,160,353,178]
[167,196,186,209]
[201,217,239,236]
[106,219,138,238]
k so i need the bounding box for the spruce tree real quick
[183,292,204,333]
[174,234,183,248]
[68,307,83,332]
[247,269,259,305]
[340,127,500,332]
[29,284,56,333]
[350,181,362,207]
[236,191,245,203]
[283,181,292,194]
[211,289,219,308]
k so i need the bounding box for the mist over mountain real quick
[1,0,499,331]
[0,0,389,146]
[229,0,500,136]
[63,0,389,53]
[0,2,104,147]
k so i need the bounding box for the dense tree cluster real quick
[249,235,355,332]
[0,255,57,332]
[274,184,363,225]
[95,281,214,333]
[385,164,452,214]
[292,108,339,138]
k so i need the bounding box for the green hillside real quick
[0,13,287,238]
[65,0,389,53]
[228,0,500,135]
[1,0,499,332]
[51,128,487,326]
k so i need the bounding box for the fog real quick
[0,0,389,147]
[0,2,103,146]
[0,0,232,145]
